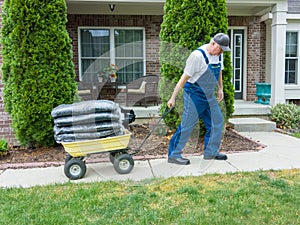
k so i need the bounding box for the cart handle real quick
[135,106,173,152]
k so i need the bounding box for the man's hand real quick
[167,98,175,108]
[167,74,190,108]
[218,89,224,102]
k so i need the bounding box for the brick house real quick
[0,0,300,145]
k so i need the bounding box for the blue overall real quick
[168,49,224,158]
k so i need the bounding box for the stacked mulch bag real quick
[51,100,135,143]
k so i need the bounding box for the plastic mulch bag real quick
[51,100,120,118]
[54,129,124,143]
[53,111,121,127]
[51,100,127,143]
[53,122,124,135]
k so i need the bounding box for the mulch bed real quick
[0,124,264,169]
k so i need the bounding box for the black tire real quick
[64,158,87,180]
[65,153,73,163]
[109,150,127,164]
[109,152,116,164]
[113,154,134,174]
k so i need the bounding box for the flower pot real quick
[255,82,271,105]
[110,77,116,82]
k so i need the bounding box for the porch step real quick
[228,118,276,132]
[121,105,161,124]
[232,100,271,119]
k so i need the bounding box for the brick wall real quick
[67,14,163,80]
[0,83,18,145]
[228,16,266,101]
[0,0,18,145]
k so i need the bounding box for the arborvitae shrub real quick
[1,0,77,146]
[159,0,234,130]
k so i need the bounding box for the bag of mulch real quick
[51,100,119,118]
[54,129,124,143]
[53,111,121,127]
[53,122,124,135]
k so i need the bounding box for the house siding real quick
[288,0,300,13]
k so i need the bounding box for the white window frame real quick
[228,27,248,100]
[78,26,146,83]
[285,31,299,85]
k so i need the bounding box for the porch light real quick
[109,4,115,12]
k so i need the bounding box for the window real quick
[79,28,145,84]
[233,33,243,92]
[285,32,298,84]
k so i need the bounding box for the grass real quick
[1,169,300,225]
[292,132,300,138]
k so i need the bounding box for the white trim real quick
[287,14,300,20]
[78,27,82,81]
[270,2,288,105]
[67,0,165,3]
[262,13,300,21]
[265,19,272,83]
[285,85,300,99]
[284,30,300,87]
[229,27,248,100]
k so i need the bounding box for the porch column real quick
[270,1,287,105]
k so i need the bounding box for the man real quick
[167,33,231,165]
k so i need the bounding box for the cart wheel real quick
[109,152,116,164]
[113,154,134,174]
[109,151,127,164]
[65,154,73,163]
[64,158,87,180]
[65,154,84,163]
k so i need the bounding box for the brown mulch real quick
[0,123,265,167]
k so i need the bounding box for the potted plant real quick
[102,64,118,82]
[110,73,117,82]
[97,72,107,82]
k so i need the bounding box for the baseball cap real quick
[213,33,231,51]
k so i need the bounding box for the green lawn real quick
[293,132,300,138]
[1,169,300,225]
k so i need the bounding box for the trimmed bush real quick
[159,0,234,130]
[270,103,300,130]
[1,0,77,146]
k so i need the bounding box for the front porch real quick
[122,100,272,121]
[231,100,272,119]
[122,100,275,132]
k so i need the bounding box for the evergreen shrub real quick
[159,0,234,131]
[1,0,77,146]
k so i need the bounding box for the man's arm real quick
[217,71,224,102]
[167,74,190,108]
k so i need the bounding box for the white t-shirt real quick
[184,44,224,83]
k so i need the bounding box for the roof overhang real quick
[65,0,285,16]
[66,0,165,15]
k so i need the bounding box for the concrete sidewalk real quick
[1,131,300,188]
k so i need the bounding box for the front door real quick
[229,29,245,99]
